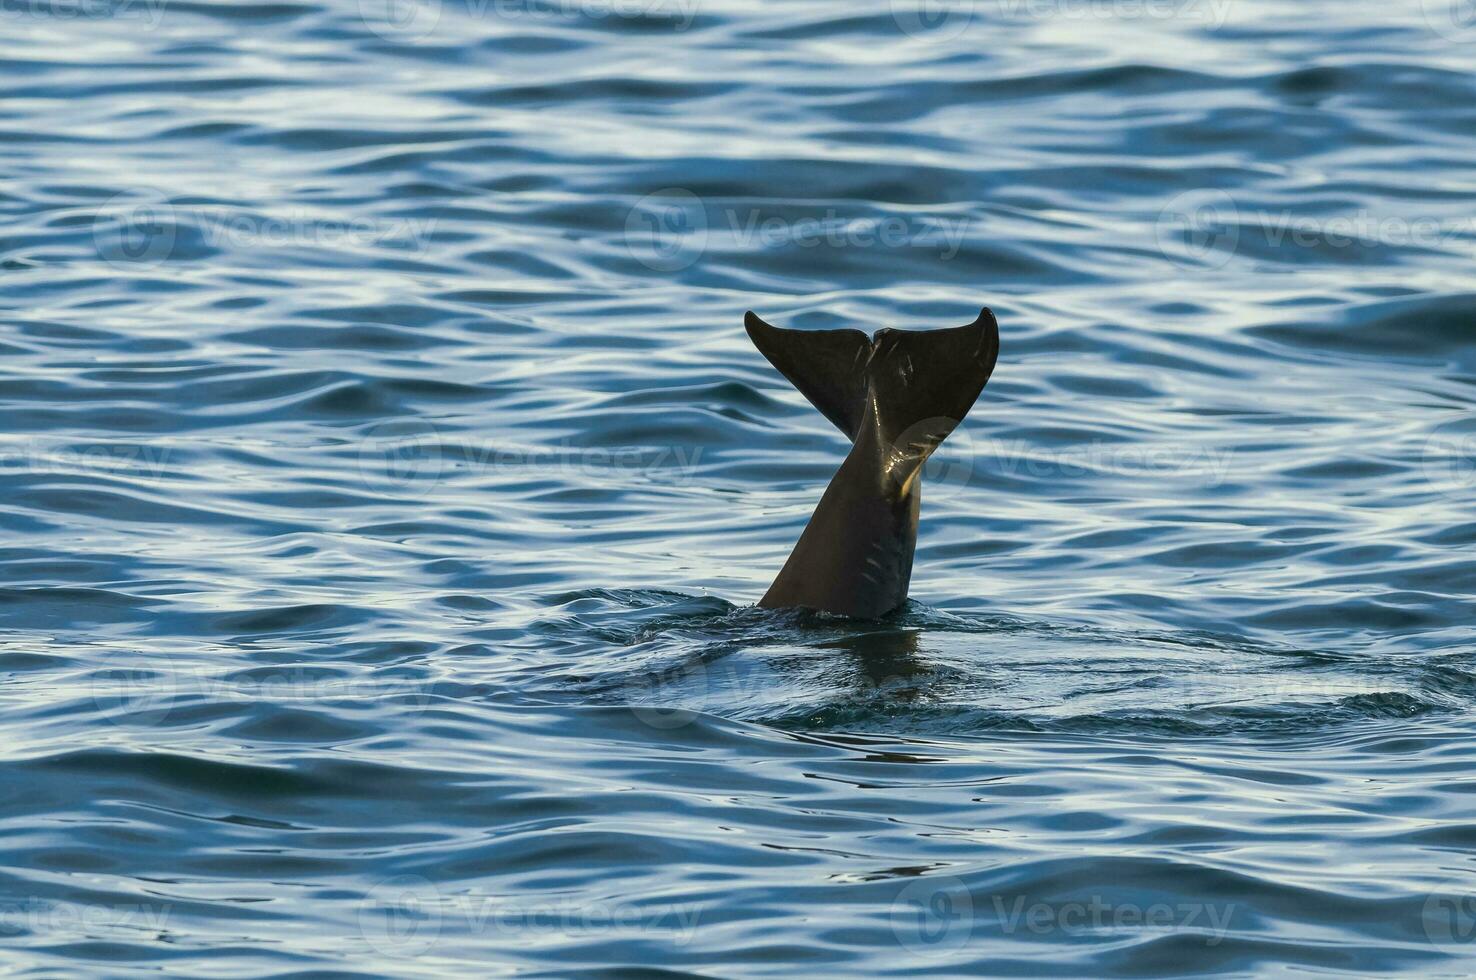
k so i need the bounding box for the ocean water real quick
[3,0,1476,974]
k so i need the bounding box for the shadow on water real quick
[524,590,1476,738]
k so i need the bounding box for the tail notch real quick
[746,307,998,453]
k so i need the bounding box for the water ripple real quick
[2,0,1476,974]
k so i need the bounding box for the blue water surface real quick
[3,0,1476,975]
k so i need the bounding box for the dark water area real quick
[3,0,1476,975]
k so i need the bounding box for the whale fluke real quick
[743,313,871,438]
[746,308,999,618]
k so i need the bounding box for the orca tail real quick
[743,311,871,439]
[744,308,999,466]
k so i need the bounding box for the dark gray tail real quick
[744,308,999,456]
